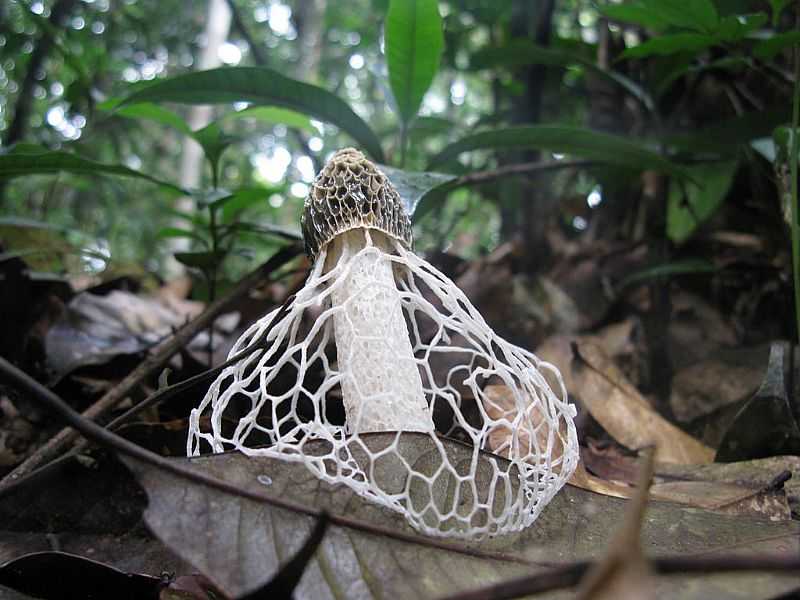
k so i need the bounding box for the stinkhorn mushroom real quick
[188,148,579,539]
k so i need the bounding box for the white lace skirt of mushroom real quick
[187,148,579,539]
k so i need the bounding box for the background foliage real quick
[0,0,797,327]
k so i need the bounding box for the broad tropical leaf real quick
[385,0,444,124]
[428,126,689,179]
[117,67,384,162]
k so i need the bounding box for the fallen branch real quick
[0,243,303,490]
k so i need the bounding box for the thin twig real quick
[451,159,593,188]
[0,355,549,567]
[105,292,297,432]
[0,244,303,490]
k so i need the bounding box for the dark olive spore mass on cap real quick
[301,148,413,260]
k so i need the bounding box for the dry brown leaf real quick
[572,340,715,464]
[669,345,767,422]
[650,480,790,521]
[580,447,791,520]
[568,461,633,499]
[483,384,564,459]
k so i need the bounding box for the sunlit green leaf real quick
[667,160,738,243]
[116,67,384,162]
[385,0,444,124]
[109,102,193,135]
[224,106,317,134]
[218,188,275,223]
[428,126,689,179]
[192,123,239,188]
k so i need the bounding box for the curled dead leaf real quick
[571,340,714,464]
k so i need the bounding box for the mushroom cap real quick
[301,148,413,260]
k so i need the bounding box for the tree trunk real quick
[507,0,556,271]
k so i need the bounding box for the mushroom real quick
[187,148,579,539]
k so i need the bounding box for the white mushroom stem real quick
[325,228,434,433]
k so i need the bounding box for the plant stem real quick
[207,205,220,367]
[399,122,408,168]
[791,22,800,343]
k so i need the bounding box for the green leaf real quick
[599,0,718,32]
[667,160,738,243]
[646,0,719,32]
[192,123,238,188]
[597,4,672,31]
[378,164,457,216]
[157,227,208,246]
[714,13,768,42]
[408,116,455,139]
[385,0,445,124]
[666,106,791,154]
[116,67,384,162]
[174,250,228,270]
[622,33,716,59]
[769,0,793,26]
[109,102,193,135]
[0,218,76,272]
[221,222,302,242]
[619,258,717,289]
[224,106,317,134]
[427,126,689,179]
[0,149,185,194]
[471,40,655,113]
[218,188,275,223]
[754,31,800,60]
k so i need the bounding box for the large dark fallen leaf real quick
[0,454,191,582]
[0,551,162,600]
[123,433,800,599]
[239,514,329,600]
[717,342,800,461]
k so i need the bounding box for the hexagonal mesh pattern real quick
[301,148,412,261]
[187,232,579,539]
